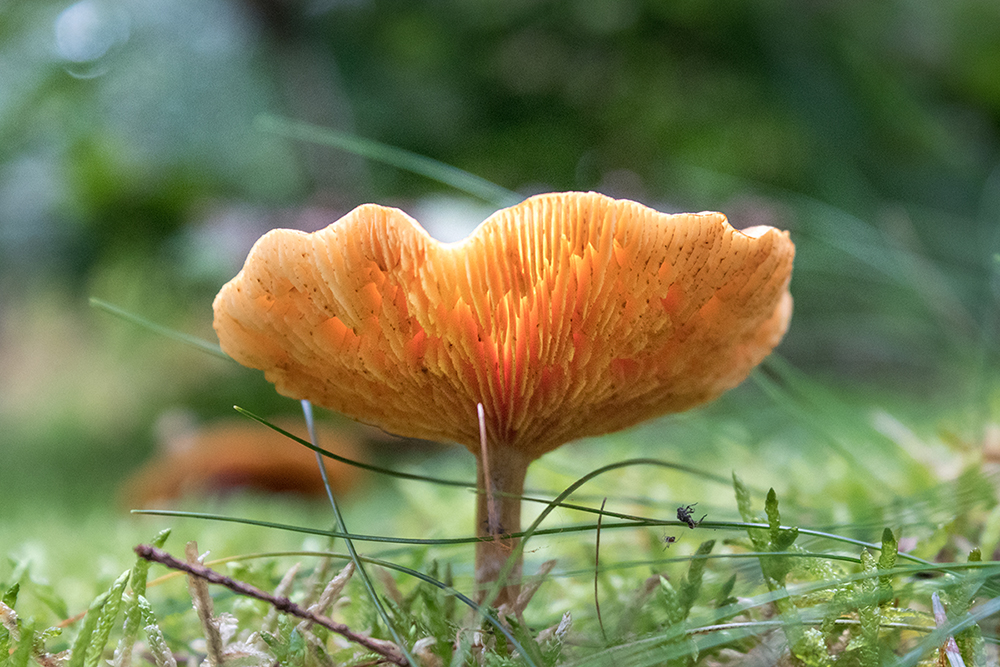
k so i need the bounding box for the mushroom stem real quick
[474,443,530,607]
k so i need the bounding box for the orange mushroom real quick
[213,191,794,604]
[121,417,363,508]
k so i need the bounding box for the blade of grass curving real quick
[236,405,750,516]
[573,550,865,580]
[482,458,680,607]
[256,115,522,208]
[299,400,419,667]
[141,545,1000,664]
[89,298,229,361]
[479,457,943,606]
[594,497,608,644]
[234,406,469,487]
[132,508,662,545]
[893,595,1000,667]
[758,355,933,483]
[135,499,947,576]
[567,559,1000,667]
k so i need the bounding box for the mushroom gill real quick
[213,191,795,605]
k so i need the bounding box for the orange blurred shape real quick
[121,414,363,508]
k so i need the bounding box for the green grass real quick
[4,122,999,666]
[3,374,999,665]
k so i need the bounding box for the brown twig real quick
[134,544,407,666]
[185,542,223,667]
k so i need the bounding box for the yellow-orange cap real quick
[213,192,794,460]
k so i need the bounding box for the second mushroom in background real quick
[212,191,795,607]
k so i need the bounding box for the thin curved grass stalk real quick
[137,544,1000,664]
[235,406,471,487]
[151,548,936,592]
[255,115,521,208]
[135,502,959,581]
[89,299,228,360]
[236,405,745,498]
[300,400,420,667]
[477,457,947,607]
[594,497,608,644]
[755,354,935,489]
[893,595,1000,667]
[133,508,664,544]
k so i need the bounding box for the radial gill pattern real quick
[213,192,794,459]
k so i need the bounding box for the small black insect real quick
[677,503,706,529]
[661,534,677,550]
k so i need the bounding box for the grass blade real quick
[257,114,522,208]
[89,298,229,361]
[299,400,420,667]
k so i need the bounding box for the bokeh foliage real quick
[0,0,998,509]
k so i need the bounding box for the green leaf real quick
[658,576,681,625]
[67,590,111,667]
[503,615,546,666]
[765,489,781,538]
[792,628,834,667]
[733,473,755,524]
[85,571,130,667]
[138,597,177,667]
[877,528,897,600]
[714,574,738,609]
[285,628,306,667]
[449,633,472,667]
[773,526,800,552]
[678,540,715,619]
[9,620,32,667]
[116,530,171,667]
[2,584,17,608]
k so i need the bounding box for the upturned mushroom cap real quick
[213,192,793,460]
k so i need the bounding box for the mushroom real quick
[121,416,363,507]
[213,191,794,605]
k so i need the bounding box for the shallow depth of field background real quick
[1,0,999,549]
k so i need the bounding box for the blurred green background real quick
[1,0,999,514]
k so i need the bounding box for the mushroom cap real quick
[214,192,794,460]
[120,418,362,507]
